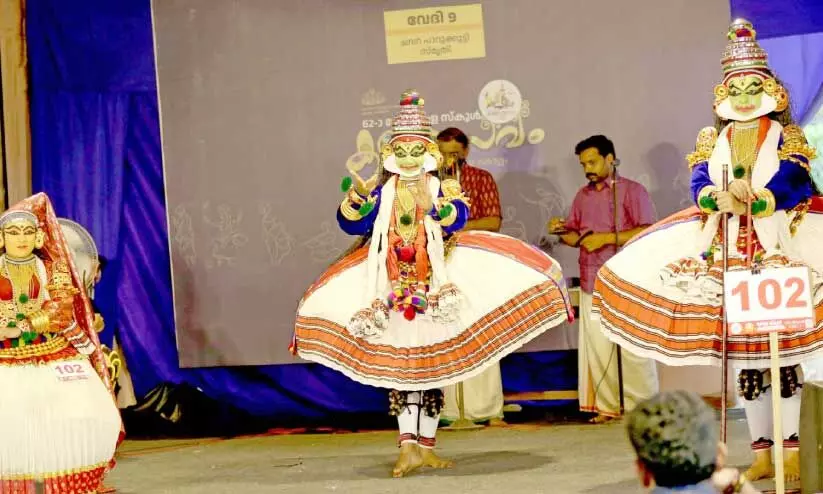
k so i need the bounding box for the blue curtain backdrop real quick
[26,0,823,420]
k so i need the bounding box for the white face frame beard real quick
[715,93,777,122]
[382,153,438,179]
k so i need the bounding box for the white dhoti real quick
[442,363,504,422]
[578,291,659,417]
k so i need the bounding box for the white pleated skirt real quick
[593,205,823,369]
[0,351,121,493]
[294,231,574,390]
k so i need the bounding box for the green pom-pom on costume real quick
[400,214,413,226]
[751,198,767,215]
[21,332,37,344]
[340,176,353,192]
[15,313,25,321]
[18,294,28,304]
[358,201,375,217]
[733,166,746,179]
[6,321,16,328]
[438,204,453,219]
[698,195,718,211]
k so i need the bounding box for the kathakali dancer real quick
[0,193,122,492]
[293,90,573,477]
[592,20,823,483]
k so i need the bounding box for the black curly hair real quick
[626,391,718,488]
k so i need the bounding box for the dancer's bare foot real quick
[488,418,507,427]
[588,414,614,424]
[419,448,454,469]
[783,449,800,483]
[744,450,774,481]
[392,443,423,478]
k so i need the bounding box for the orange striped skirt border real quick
[593,264,823,367]
[294,281,570,389]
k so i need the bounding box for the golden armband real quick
[28,311,51,334]
[752,188,776,218]
[440,178,471,208]
[778,125,816,172]
[339,197,362,221]
[347,187,366,206]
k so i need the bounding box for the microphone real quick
[611,158,621,183]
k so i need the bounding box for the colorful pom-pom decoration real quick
[403,306,417,321]
[400,91,422,106]
[6,321,16,328]
[400,213,413,226]
[733,166,746,179]
[698,195,718,211]
[751,198,767,215]
[397,244,416,262]
[438,204,453,219]
[340,176,353,192]
[18,294,28,304]
[358,201,375,217]
[410,291,427,312]
[387,284,407,311]
[15,313,25,321]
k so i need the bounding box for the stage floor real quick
[108,411,790,493]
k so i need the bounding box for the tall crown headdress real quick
[720,19,770,82]
[382,90,441,175]
[390,90,434,142]
[714,19,788,120]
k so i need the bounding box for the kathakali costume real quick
[592,20,823,479]
[0,193,122,492]
[293,91,572,455]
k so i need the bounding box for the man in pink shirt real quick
[549,135,659,423]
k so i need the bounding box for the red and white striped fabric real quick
[293,231,573,390]
[593,197,823,369]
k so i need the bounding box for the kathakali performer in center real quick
[293,90,573,477]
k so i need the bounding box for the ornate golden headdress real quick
[720,19,770,82]
[714,19,788,118]
[390,90,434,142]
[382,90,441,173]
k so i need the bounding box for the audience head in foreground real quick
[628,391,719,490]
[627,390,761,493]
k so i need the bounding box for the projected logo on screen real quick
[478,80,522,125]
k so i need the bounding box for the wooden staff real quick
[720,164,730,443]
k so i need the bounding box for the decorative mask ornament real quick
[58,218,100,294]
[0,211,44,260]
[713,19,788,122]
[381,90,442,178]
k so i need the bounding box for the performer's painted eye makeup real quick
[728,78,763,97]
[3,225,35,236]
[746,85,763,96]
[410,144,425,157]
